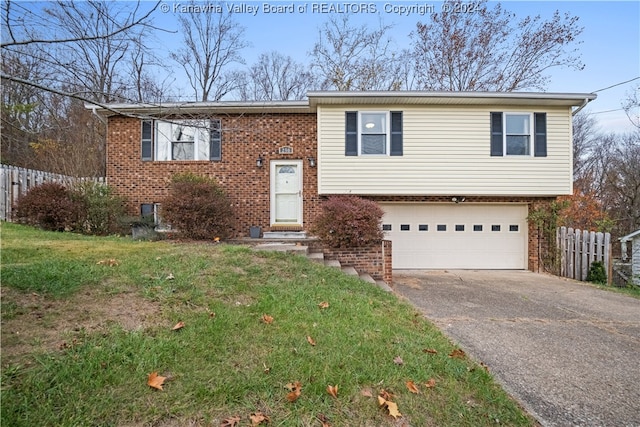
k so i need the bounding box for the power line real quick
[593,77,640,93]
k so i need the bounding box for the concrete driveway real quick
[393,270,640,427]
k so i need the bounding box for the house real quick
[91,91,595,272]
[619,230,640,286]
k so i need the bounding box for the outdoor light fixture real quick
[451,196,466,204]
[308,157,316,167]
[365,122,376,129]
[256,156,264,168]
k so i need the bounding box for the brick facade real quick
[106,113,321,237]
[321,240,393,285]
[107,114,554,274]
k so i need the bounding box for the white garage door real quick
[382,204,528,269]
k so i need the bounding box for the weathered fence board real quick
[556,226,611,283]
[0,164,104,222]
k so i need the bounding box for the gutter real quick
[572,97,594,116]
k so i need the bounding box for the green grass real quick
[0,222,535,426]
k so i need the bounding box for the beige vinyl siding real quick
[317,104,573,196]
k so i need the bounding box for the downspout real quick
[91,106,107,125]
[572,97,591,116]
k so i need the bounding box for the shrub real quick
[13,182,83,231]
[312,196,384,248]
[74,181,126,235]
[161,173,234,240]
[587,261,607,285]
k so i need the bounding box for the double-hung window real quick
[141,118,222,161]
[490,112,547,157]
[346,111,403,156]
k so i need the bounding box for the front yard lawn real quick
[1,222,536,426]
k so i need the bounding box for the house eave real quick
[85,100,311,118]
[619,229,640,242]
[307,91,597,109]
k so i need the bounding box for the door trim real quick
[270,160,303,226]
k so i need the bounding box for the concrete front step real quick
[307,252,324,263]
[324,259,341,268]
[263,231,307,239]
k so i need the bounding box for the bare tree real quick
[622,83,640,129]
[572,112,600,185]
[238,51,315,101]
[310,14,404,91]
[411,0,584,91]
[169,1,247,101]
[1,0,161,176]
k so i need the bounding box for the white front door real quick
[271,160,303,226]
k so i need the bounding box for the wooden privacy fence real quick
[557,226,611,283]
[0,164,104,221]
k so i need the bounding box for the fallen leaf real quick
[424,378,436,388]
[318,301,330,309]
[406,380,420,394]
[423,348,438,355]
[379,389,394,401]
[393,356,404,365]
[261,314,274,324]
[249,412,269,426]
[221,415,241,426]
[97,258,119,266]
[378,396,402,419]
[317,413,331,427]
[263,363,271,374]
[449,348,466,359]
[361,388,373,397]
[214,237,221,242]
[286,381,302,402]
[307,336,316,346]
[480,361,490,372]
[166,273,175,280]
[327,384,338,398]
[147,372,166,390]
[171,321,185,331]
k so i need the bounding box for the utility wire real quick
[593,77,639,93]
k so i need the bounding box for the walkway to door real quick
[393,270,640,427]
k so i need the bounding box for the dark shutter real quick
[534,113,547,157]
[490,112,503,156]
[390,111,403,156]
[210,119,221,161]
[345,111,358,156]
[141,120,153,161]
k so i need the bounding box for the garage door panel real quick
[382,204,527,269]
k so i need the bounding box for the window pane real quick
[382,224,392,231]
[509,225,519,232]
[172,142,194,160]
[492,225,501,232]
[361,113,386,134]
[437,224,446,231]
[455,224,465,231]
[473,225,483,232]
[506,114,530,134]
[400,224,410,231]
[419,224,428,231]
[506,135,530,155]
[361,134,386,154]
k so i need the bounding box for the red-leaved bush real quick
[13,182,83,231]
[161,173,234,240]
[312,196,384,248]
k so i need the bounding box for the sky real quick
[150,0,639,133]
[10,1,638,132]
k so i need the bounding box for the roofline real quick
[86,91,597,117]
[85,100,311,117]
[619,229,640,241]
[308,91,597,109]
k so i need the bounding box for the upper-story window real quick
[141,119,221,161]
[345,111,403,156]
[491,112,547,157]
